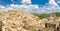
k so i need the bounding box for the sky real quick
[0,0,60,14]
[0,0,49,6]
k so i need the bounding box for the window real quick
[45,23,56,29]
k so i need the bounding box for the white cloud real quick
[0,5,6,8]
[49,0,58,6]
[57,1,60,3]
[21,0,31,4]
[29,5,39,9]
[0,0,60,14]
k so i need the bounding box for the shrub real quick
[29,29,37,31]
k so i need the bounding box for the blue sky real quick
[0,0,49,6]
[0,0,21,6]
[0,0,60,6]
[32,0,49,5]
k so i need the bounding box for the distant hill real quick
[33,12,60,19]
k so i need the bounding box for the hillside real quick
[0,10,40,31]
[33,12,60,19]
[33,12,60,31]
[1,10,60,31]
